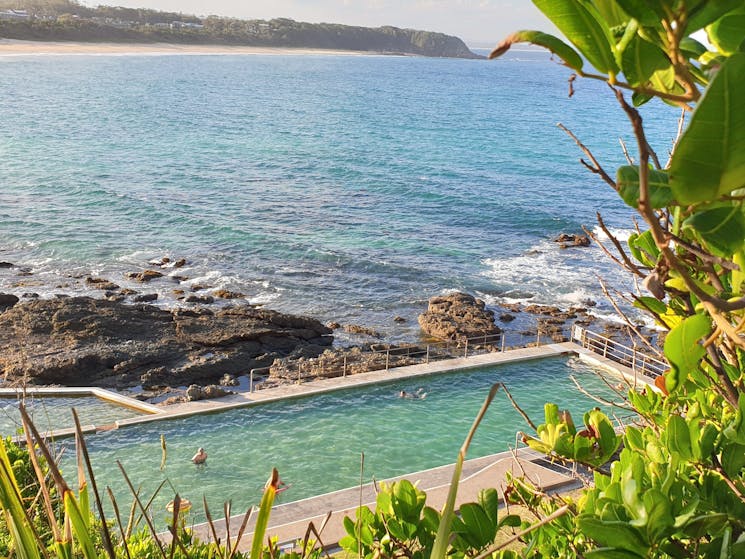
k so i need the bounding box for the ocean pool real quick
[58,356,623,523]
[0,394,144,437]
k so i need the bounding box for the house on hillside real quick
[0,9,30,20]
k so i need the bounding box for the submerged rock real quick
[554,233,591,248]
[418,292,501,343]
[0,297,333,389]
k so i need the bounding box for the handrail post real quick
[501,334,506,352]
[343,355,347,377]
[385,349,390,371]
[297,366,301,384]
[425,345,430,364]
[536,331,541,346]
[464,338,468,358]
[250,369,254,393]
[603,338,609,357]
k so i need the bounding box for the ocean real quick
[0,48,678,341]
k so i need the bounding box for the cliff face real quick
[0,7,481,59]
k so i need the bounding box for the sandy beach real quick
[0,38,370,56]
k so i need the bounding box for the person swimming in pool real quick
[191,447,207,465]
[399,389,427,399]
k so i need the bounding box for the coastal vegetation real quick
[2,1,745,559]
[0,0,478,58]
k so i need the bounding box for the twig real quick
[557,123,617,190]
[619,137,634,165]
[569,374,632,410]
[666,108,686,168]
[501,383,537,430]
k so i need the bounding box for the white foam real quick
[591,226,635,242]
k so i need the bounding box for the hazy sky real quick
[82,1,550,46]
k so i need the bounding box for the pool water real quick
[59,357,624,523]
[0,395,143,437]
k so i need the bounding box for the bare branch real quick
[501,382,537,430]
[557,123,617,190]
[666,108,686,168]
[619,137,634,165]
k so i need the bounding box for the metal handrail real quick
[571,325,667,378]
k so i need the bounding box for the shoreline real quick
[0,38,374,56]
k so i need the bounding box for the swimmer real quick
[191,447,207,465]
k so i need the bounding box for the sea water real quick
[0,49,679,339]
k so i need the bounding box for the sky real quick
[81,1,551,47]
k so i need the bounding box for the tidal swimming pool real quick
[58,356,622,522]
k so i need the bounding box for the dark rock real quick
[21,292,39,299]
[126,270,164,282]
[16,268,33,276]
[499,313,516,322]
[171,275,189,282]
[393,316,406,323]
[326,321,341,330]
[120,288,138,296]
[0,293,19,310]
[190,284,209,292]
[185,295,214,304]
[86,277,120,290]
[418,292,501,342]
[0,297,333,389]
[554,233,591,248]
[0,262,14,268]
[174,258,187,268]
[133,293,158,302]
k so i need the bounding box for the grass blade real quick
[228,506,254,559]
[116,461,168,559]
[108,486,133,559]
[250,468,280,559]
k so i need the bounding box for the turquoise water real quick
[0,50,679,339]
[0,395,142,437]
[59,357,623,522]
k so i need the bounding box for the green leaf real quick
[666,415,693,461]
[688,0,745,35]
[64,491,98,559]
[721,443,745,477]
[664,313,710,380]
[680,37,708,59]
[617,166,673,208]
[454,503,497,549]
[499,514,522,528]
[532,0,619,74]
[578,516,649,555]
[681,513,729,539]
[478,488,500,525]
[489,30,583,71]
[594,0,631,26]
[684,205,745,255]
[707,8,745,54]
[633,296,667,315]
[669,53,745,204]
[733,250,745,294]
[615,0,664,26]
[628,230,660,267]
[620,36,671,87]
